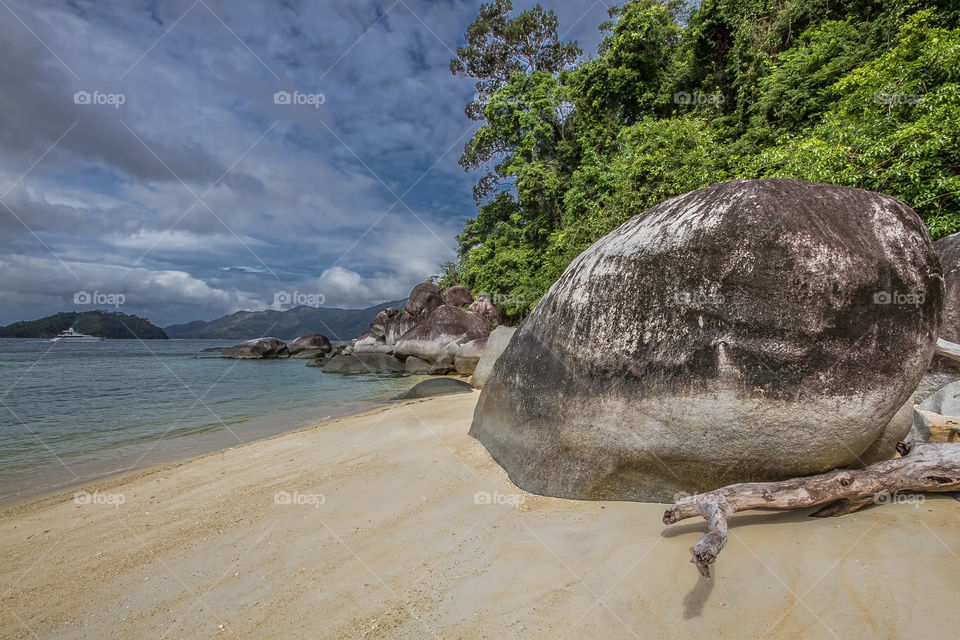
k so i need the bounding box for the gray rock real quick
[908,379,960,441]
[370,308,401,338]
[468,295,499,325]
[404,282,444,317]
[216,337,289,359]
[392,377,475,400]
[470,326,516,389]
[393,305,491,364]
[288,333,332,358]
[470,179,944,502]
[454,338,487,375]
[305,356,328,368]
[932,232,960,373]
[860,372,958,463]
[442,285,474,307]
[322,353,405,374]
[404,356,433,374]
[351,330,393,354]
[385,312,420,346]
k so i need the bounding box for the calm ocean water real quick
[0,338,418,504]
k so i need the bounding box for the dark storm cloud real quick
[0,0,609,326]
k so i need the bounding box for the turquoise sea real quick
[0,338,417,504]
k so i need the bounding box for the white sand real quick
[1,391,958,639]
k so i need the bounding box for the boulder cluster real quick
[322,282,499,375]
[203,333,335,360]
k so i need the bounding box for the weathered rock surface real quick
[932,233,960,373]
[468,295,499,325]
[287,333,332,358]
[405,282,445,317]
[469,326,516,389]
[454,338,487,375]
[322,353,405,374]
[370,308,401,338]
[860,372,958,463]
[392,377,475,400]
[442,285,474,307]
[384,312,420,346]
[214,337,289,359]
[909,380,960,441]
[470,179,944,502]
[393,305,491,364]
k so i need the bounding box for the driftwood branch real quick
[663,442,960,577]
[936,338,960,364]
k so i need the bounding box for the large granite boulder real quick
[322,353,405,374]
[394,305,491,365]
[287,333,332,358]
[384,312,421,346]
[470,179,944,502]
[215,337,289,359]
[442,285,474,307]
[470,326,516,389]
[405,282,445,317]
[370,308,401,338]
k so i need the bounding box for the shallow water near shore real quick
[0,338,417,504]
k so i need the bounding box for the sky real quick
[0,0,610,327]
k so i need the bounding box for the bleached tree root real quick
[662,442,960,577]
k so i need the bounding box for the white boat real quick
[49,328,104,342]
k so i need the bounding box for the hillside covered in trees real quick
[446,0,960,322]
[0,311,168,339]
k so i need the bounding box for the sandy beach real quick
[1,391,958,639]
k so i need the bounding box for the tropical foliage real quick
[449,0,960,322]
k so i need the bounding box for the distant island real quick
[164,299,406,341]
[0,310,169,339]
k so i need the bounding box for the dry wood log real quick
[936,338,960,364]
[662,441,960,577]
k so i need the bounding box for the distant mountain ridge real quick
[164,299,407,341]
[0,311,168,339]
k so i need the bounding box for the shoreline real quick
[0,398,410,517]
[2,391,958,639]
